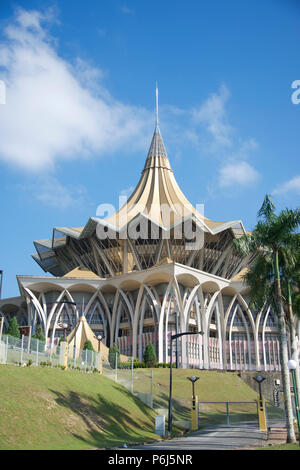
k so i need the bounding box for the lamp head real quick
[287,359,297,370]
[253,375,266,384]
[187,376,200,383]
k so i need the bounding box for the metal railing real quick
[0,334,99,372]
[102,354,154,408]
[197,400,285,428]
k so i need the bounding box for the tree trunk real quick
[287,281,300,411]
[274,252,296,443]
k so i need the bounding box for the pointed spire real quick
[155,81,159,130]
[143,83,169,168]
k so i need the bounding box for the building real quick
[0,104,298,371]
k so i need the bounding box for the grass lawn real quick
[0,364,161,450]
[0,364,284,449]
[258,443,300,450]
[116,368,284,427]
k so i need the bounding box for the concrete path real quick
[123,421,286,451]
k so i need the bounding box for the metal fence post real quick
[74,346,76,368]
[131,357,134,393]
[20,335,24,364]
[150,370,153,408]
[226,402,230,425]
[5,335,8,363]
[36,339,39,366]
[50,338,53,366]
[115,352,118,382]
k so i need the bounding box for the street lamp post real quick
[173,312,179,369]
[168,330,204,435]
[253,375,266,402]
[96,334,104,353]
[95,334,104,374]
[253,375,267,431]
[187,376,200,400]
[287,359,300,445]
[59,322,70,340]
[187,376,200,430]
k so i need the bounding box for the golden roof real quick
[105,127,222,231]
[63,266,100,279]
[231,267,249,282]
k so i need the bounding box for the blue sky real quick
[0,0,299,298]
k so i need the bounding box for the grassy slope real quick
[126,368,283,426]
[0,365,160,450]
[0,365,282,449]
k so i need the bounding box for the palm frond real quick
[257,194,275,222]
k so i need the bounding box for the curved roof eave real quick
[72,215,246,239]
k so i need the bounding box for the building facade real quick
[1,119,299,371]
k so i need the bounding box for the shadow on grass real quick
[152,391,190,421]
[49,383,158,448]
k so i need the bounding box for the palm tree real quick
[234,195,300,443]
[281,236,300,410]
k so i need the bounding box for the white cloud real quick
[218,161,260,188]
[272,175,300,195]
[192,84,233,147]
[0,8,151,172]
[21,176,87,209]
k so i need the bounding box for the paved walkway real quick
[122,421,287,451]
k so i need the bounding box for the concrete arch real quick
[183,284,201,327]
[201,280,222,294]
[143,272,172,286]
[45,289,78,338]
[206,291,220,327]
[23,288,47,334]
[158,278,173,363]
[114,295,132,344]
[261,306,280,371]
[83,288,112,337]
[176,273,200,288]
[132,284,145,358]
[26,282,64,293]
[119,279,142,291]
[119,289,134,326]
[87,300,107,340]
[68,283,98,294]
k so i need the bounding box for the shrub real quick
[108,343,120,368]
[32,326,45,342]
[143,342,157,367]
[6,317,20,338]
[83,340,94,351]
[27,359,33,367]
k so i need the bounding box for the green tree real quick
[32,325,45,342]
[234,194,300,443]
[6,316,20,338]
[83,340,94,351]
[280,235,300,411]
[143,342,157,367]
[108,343,120,369]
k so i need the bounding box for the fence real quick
[102,354,153,408]
[0,334,100,372]
[197,400,286,428]
[0,334,287,429]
